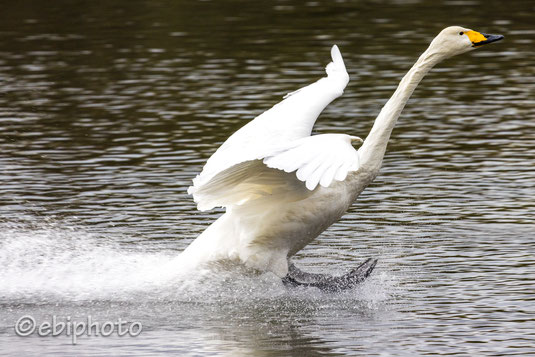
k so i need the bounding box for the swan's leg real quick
[282,258,377,292]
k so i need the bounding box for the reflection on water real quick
[0,0,534,355]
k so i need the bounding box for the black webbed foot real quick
[282,258,377,293]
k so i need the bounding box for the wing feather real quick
[264,134,361,191]
[191,134,362,210]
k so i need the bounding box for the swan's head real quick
[428,26,503,59]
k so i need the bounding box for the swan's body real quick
[181,26,503,284]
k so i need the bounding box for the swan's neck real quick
[359,48,443,170]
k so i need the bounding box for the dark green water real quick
[0,0,534,356]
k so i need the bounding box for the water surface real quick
[0,0,534,355]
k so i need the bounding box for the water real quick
[1,0,534,355]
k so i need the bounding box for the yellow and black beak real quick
[466,30,504,47]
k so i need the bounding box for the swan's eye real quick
[459,32,464,36]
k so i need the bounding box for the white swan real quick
[181,26,503,290]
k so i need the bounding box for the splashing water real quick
[0,223,183,302]
[0,221,398,307]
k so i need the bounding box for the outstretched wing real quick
[188,45,350,200]
[191,134,361,211]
